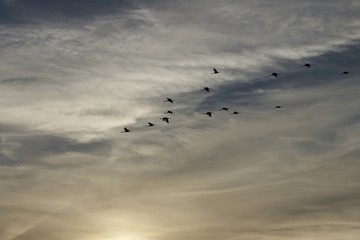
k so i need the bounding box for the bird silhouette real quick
[301,63,311,68]
[219,107,230,111]
[164,98,175,103]
[268,72,279,77]
[121,127,131,133]
[164,110,174,114]
[231,111,239,115]
[203,112,212,117]
[273,105,282,109]
[212,68,220,74]
[146,122,155,127]
[160,117,171,123]
[340,71,350,75]
[202,87,212,92]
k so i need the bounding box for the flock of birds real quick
[121,64,351,133]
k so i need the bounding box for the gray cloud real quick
[0,0,137,25]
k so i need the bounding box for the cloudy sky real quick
[1,0,360,239]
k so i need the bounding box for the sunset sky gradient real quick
[1,1,360,239]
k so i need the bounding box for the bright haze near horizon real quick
[1,1,360,239]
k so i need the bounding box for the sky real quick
[0,0,360,239]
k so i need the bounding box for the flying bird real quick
[231,111,239,115]
[146,122,155,127]
[219,107,230,111]
[268,72,279,77]
[212,68,220,74]
[164,98,175,103]
[121,127,131,133]
[160,117,171,123]
[203,112,212,117]
[273,105,282,109]
[202,87,213,92]
[340,71,350,75]
[164,110,174,114]
[301,63,311,68]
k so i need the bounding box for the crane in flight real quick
[161,117,171,123]
[268,72,279,77]
[164,98,175,103]
[202,87,213,92]
[121,127,131,133]
[203,112,213,117]
[212,68,220,74]
[301,63,311,68]
[146,122,155,127]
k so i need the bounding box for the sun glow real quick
[106,233,146,240]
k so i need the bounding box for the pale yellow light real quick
[106,233,146,240]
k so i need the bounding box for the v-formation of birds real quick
[122,65,350,133]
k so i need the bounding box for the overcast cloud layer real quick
[1,1,360,240]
